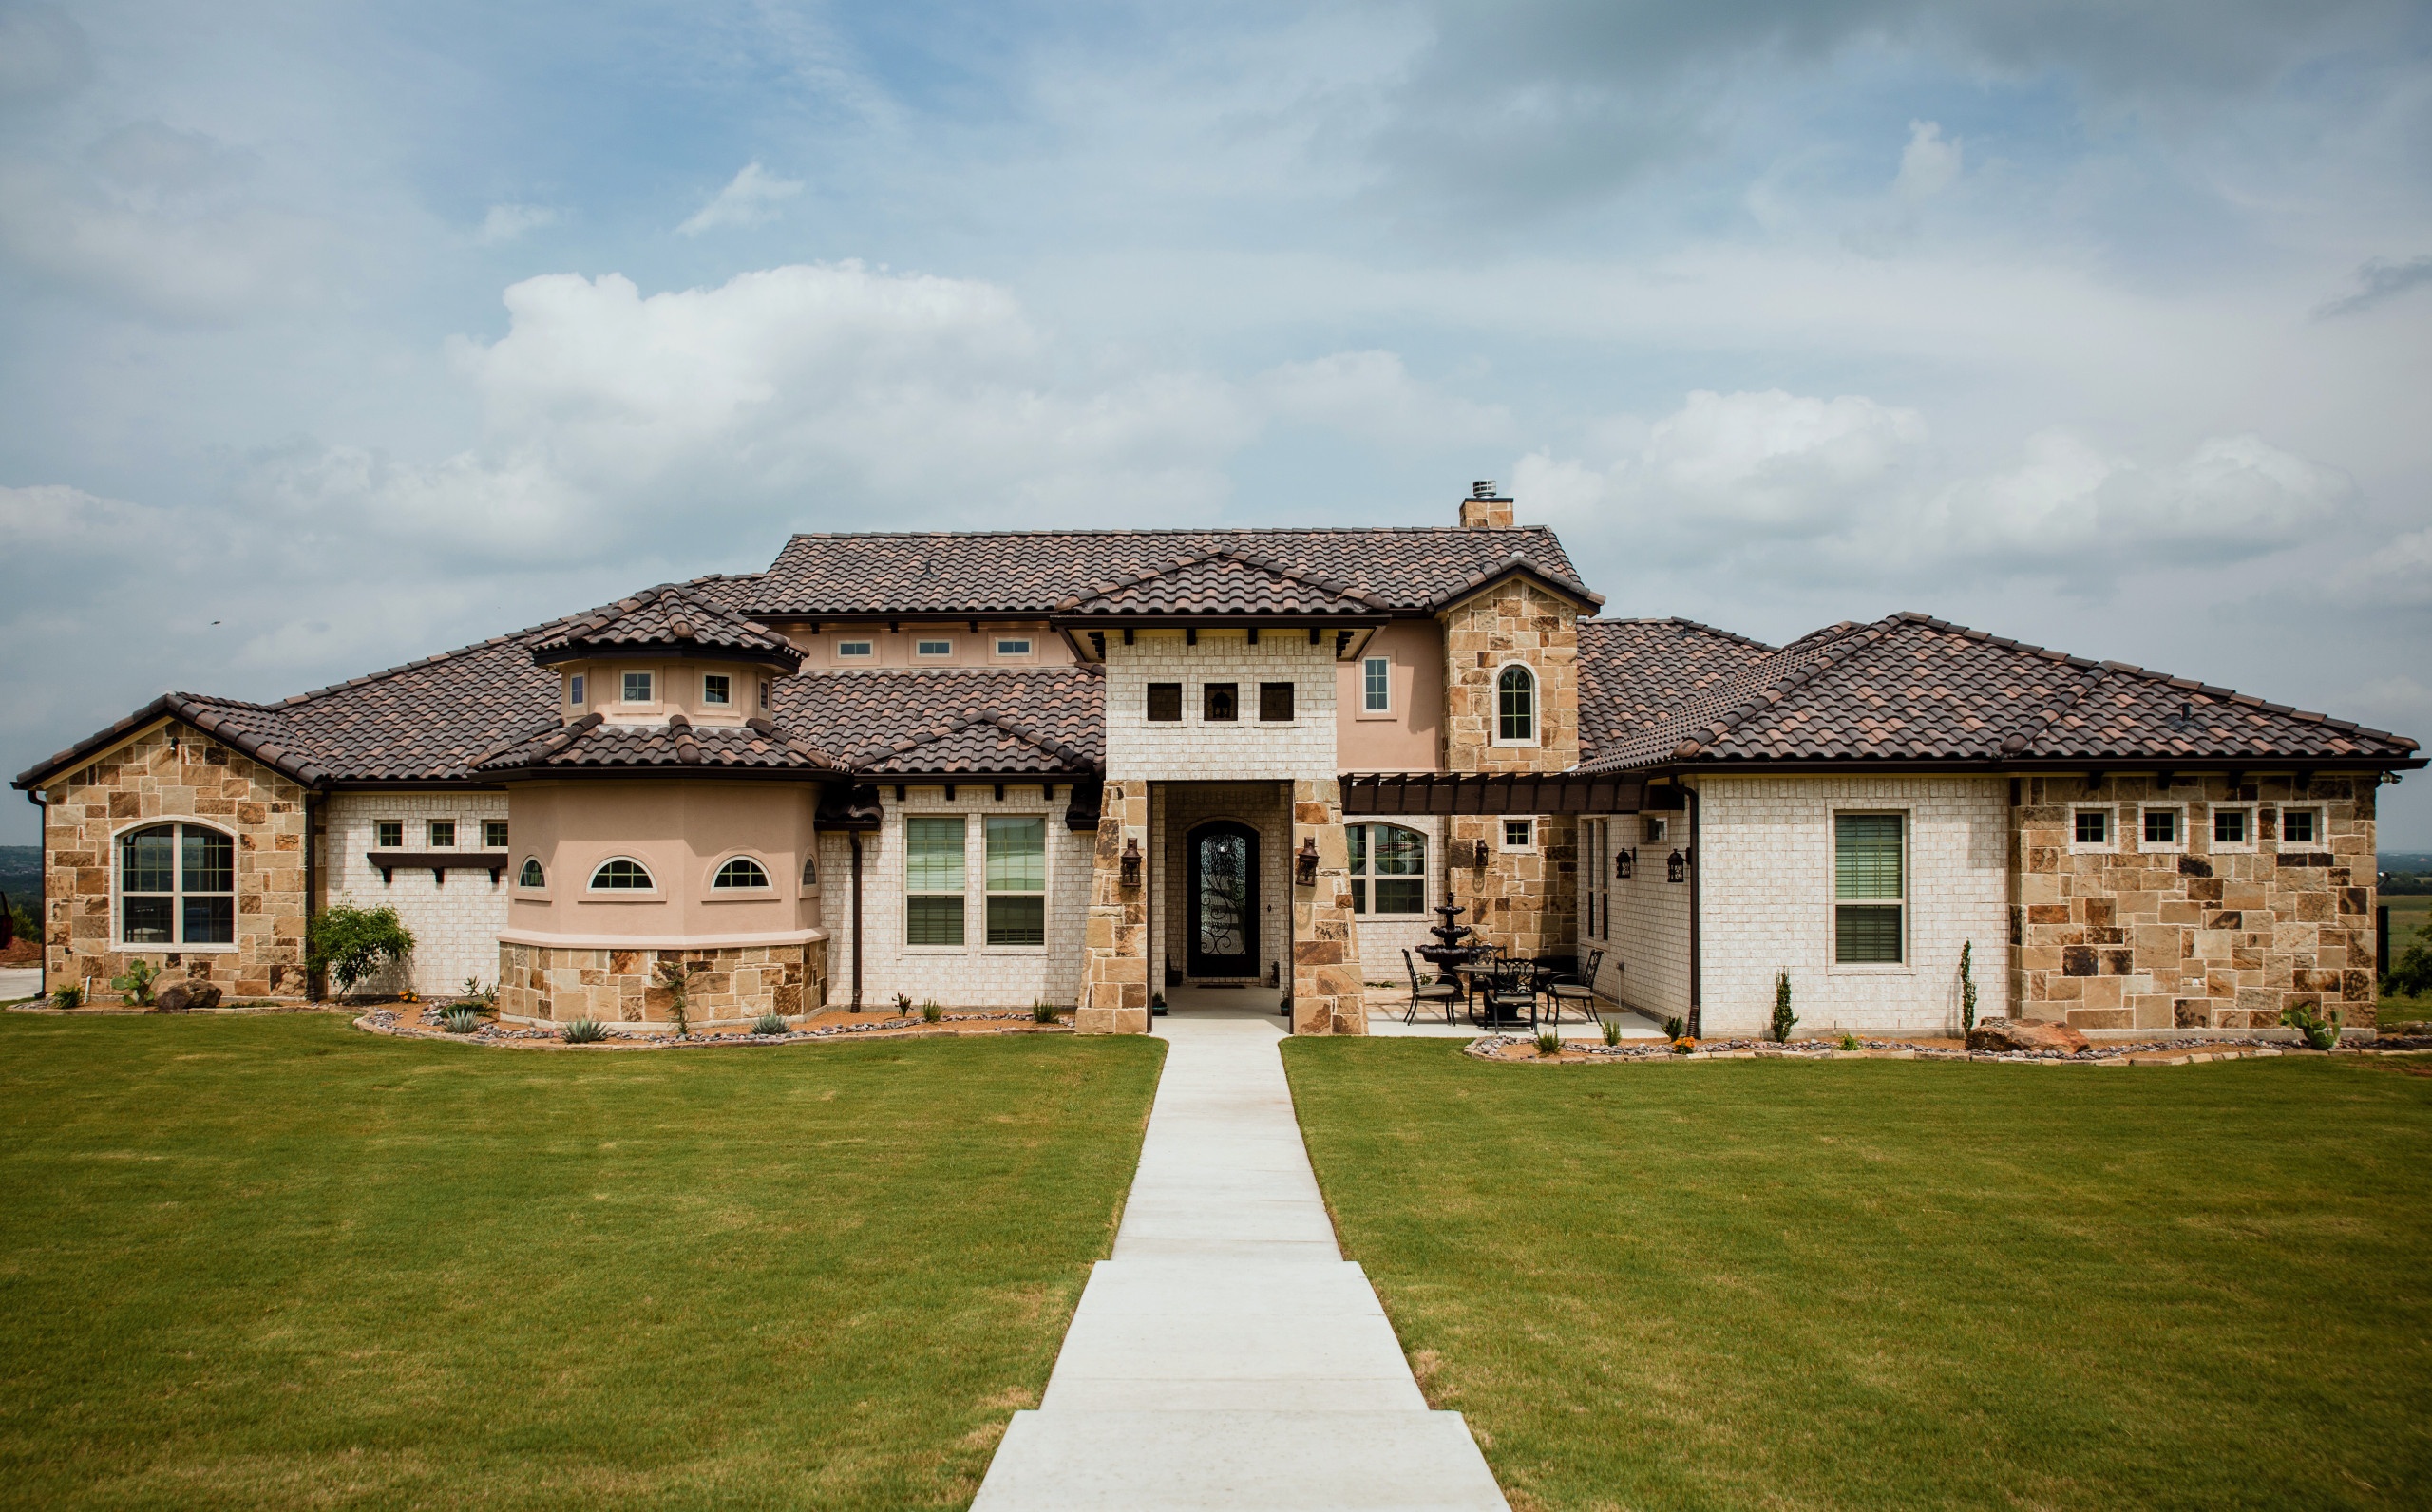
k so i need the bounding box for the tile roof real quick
[1577,618,1779,765]
[1055,551,1384,617]
[785,668,1104,776]
[533,583,802,668]
[474,713,836,774]
[742,526,1600,615]
[1577,612,2422,772]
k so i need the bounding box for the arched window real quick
[1346,823,1426,916]
[588,858,656,890]
[712,857,771,890]
[800,855,819,886]
[518,858,546,888]
[1496,665,1535,744]
[119,822,235,945]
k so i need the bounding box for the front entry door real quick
[1186,821,1259,978]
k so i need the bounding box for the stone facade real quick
[2011,773,2377,1031]
[1077,779,1150,1033]
[497,938,827,1029]
[1153,782,1292,988]
[323,790,512,998]
[1289,777,1368,1035]
[37,723,310,1000]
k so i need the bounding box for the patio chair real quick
[1402,950,1461,1025]
[1476,954,1539,1030]
[1542,948,1608,1028]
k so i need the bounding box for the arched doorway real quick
[1186,820,1259,979]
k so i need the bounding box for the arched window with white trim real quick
[588,858,656,891]
[119,822,235,945]
[712,857,771,890]
[1496,665,1536,745]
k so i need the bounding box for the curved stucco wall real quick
[502,780,825,946]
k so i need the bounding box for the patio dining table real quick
[1454,960,1550,1030]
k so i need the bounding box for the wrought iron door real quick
[1186,821,1259,978]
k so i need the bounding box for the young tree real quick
[307,903,416,999]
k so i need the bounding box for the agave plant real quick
[752,1011,788,1036]
[441,1008,483,1034]
[562,1017,607,1044]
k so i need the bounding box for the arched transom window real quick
[119,822,235,946]
[588,858,656,890]
[1496,665,1535,744]
[1347,823,1426,916]
[712,857,771,889]
[517,858,546,888]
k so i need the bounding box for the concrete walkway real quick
[0,967,42,1003]
[971,1009,1508,1512]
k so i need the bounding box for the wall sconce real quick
[1471,838,1491,869]
[1119,838,1143,889]
[1615,847,1634,879]
[1295,836,1320,887]
[1665,848,1687,884]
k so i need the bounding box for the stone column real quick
[1290,777,1368,1035]
[1079,779,1150,1034]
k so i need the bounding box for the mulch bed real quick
[355,1002,1074,1049]
[1468,1032,2432,1067]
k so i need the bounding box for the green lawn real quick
[2384,896,2432,1028]
[1285,1041,2432,1512]
[0,1015,1163,1510]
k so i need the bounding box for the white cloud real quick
[2334,525,2432,608]
[474,202,558,245]
[1893,120,1962,204]
[0,482,165,546]
[1256,350,1511,448]
[676,162,805,236]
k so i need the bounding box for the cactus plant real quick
[752,1011,788,1036]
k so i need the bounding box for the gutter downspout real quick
[849,834,864,1011]
[303,787,323,1001]
[28,788,47,1003]
[1686,784,1702,1039]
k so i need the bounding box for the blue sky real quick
[4,0,2430,843]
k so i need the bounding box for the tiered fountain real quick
[1415,892,1488,980]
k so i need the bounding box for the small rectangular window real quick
[568,673,585,705]
[1147,683,1183,723]
[1503,818,1533,851]
[622,671,653,703]
[2075,810,2108,844]
[1644,816,1668,843]
[702,673,732,705]
[2143,808,2178,845]
[2214,809,2247,844]
[915,638,953,658]
[483,820,509,849]
[375,821,403,849]
[2281,808,2317,844]
[1362,656,1390,712]
[1204,683,1238,722]
[1834,813,1904,964]
[1258,682,1294,722]
[906,817,966,946]
[428,820,456,848]
[997,638,1032,657]
[836,640,875,660]
[758,680,770,709]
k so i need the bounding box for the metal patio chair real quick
[1542,948,1608,1028]
[1402,950,1461,1025]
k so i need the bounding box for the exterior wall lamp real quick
[1666,848,1688,884]
[1119,838,1143,889]
[1295,836,1320,887]
[1615,847,1634,879]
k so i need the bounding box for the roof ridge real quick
[1583,615,1778,653]
[1669,619,1894,760]
[782,524,1568,542]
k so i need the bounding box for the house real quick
[14,487,2422,1037]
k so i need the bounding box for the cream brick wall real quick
[324,790,512,997]
[816,786,1092,1009]
[1697,775,2010,1036]
[1598,814,1694,1025]
[1104,631,1339,782]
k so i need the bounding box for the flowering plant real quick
[1671,1036,1697,1056]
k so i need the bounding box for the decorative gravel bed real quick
[1466,1032,2432,1065]
[354,1006,1073,1049]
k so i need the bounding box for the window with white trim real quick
[1585,819,1609,939]
[621,671,653,703]
[2213,807,2252,845]
[712,857,770,889]
[568,673,585,706]
[2140,806,2182,848]
[1834,813,1904,964]
[906,817,965,945]
[428,820,455,848]
[1501,817,1534,852]
[1496,666,1535,744]
[588,858,655,890]
[835,640,874,660]
[2074,809,2110,846]
[757,679,770,709]
[702,673,732,706]
[2280,807,2319,844]
[985,816,1046,945]
[915,638,954,659]
[996,637,1033,658]
[1347,823,1426,916]
[518,858,545,888]
[119,822,234,946]
[1362,656,1390,713]
[375,821,404,849]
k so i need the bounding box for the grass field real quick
[1285,1040,2432,1512]
[2382,895,2432,1027]
[0,1015,1163,1510]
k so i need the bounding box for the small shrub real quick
[50,983,85,1010]
[893,992,914,1013]
[110,958,160,1006]
[562,1017,607,1044]
[1534,1030,1563,1057]
[921,1000,943,1023]
[1600,1016,1622,1046]
[1662,1015,1684,1040]
[1959,939,1979,1033]
[1839,1032,1860,1050]
[752,1011,788,1036]
[1770,970,1797,1043]
[308,903,415,999]
[441,1008,483,1034]
[1032,1001,1059,1023]
[655,959,695,1038]
[2384,919,2432,996]
[2285,1001,2342,1051]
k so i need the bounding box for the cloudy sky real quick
[3,0,2429,844]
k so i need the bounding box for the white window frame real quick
[903,813,969,952]
[1585,818,1609,941]
[701,671,733,706]
[706,853,774,898]
[619,669,656,705]
[834,639,876,662]
[1643,815,1669,844]
[1499,816,1535,853]
[2210,805,2256,852]
[757,678,771,709]
[913,635,956,660]
[482,820,510,850]
[993,636,1035,661]
[2137,803,2186,854]
[1828,806,1910,974]
[567,672,585,707]
[515,857,549,897]
[1358,654,1392,718]
[2278,806,2323,847]
[583,857,662,898]
[981,812,1051,952]
[1346,822,1429,918]
[111,819,240,953]
[1492,663,1538,747]
[2068,803,2118,854]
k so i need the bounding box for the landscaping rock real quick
[152,983,223,1013]
[1967,1017,2088,1054]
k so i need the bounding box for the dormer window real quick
[916,638,954,659]
[702,673,732,706]
[836,640,874,661]
[621,671,654,704]
[568,673,585,706]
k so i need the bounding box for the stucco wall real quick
[502,781,823,946]
[324,789,511,997]
[1103,630,1339,782]
[1335,617,1444,772]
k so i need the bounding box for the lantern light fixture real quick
[1615,847,1634,879]
[1118,838,1143,890]
[1295,836,1320,887]
[1666,848,1688,884]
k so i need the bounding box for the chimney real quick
[1458,480,1512,530]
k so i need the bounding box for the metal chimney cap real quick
[1471,480,1497,499]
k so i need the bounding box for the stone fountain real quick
[1415,892,1488,980]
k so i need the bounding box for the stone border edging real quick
[1462,1033,2432,1067]
[352,1006,1074,1050]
